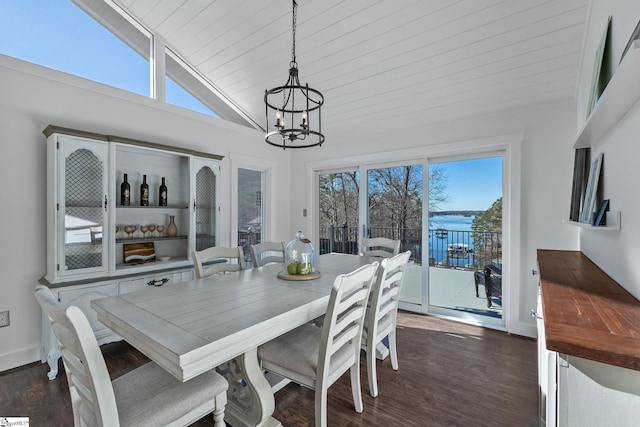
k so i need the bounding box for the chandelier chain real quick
[291,1,297,64]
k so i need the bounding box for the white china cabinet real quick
[40,126,221,379]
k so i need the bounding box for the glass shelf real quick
[116,205,188,209]
[115,256,190,271]
[116,235,188,244]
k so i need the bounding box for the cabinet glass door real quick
[193,159,220,251]
[58,136,109,276]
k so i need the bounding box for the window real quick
[164,48,220,117]
[0,1,150,97]
[0,2,224,118]
[166,76,217,117]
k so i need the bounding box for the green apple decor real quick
[279,231,318,280]
[287,261,300,275]
[297,262,312,275]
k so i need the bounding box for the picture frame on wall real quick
[620,19,640,64]
[580,152,604,224]
[587,15,612,118]
[593,199,610,226]
[569,148,590,221]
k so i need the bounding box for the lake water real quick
[428,215,475,267]
[429,214,474,232]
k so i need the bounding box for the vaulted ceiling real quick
[79,0,590,141]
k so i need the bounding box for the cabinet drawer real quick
[118,269,191,294]
[57,282,118,338]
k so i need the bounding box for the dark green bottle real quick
[140,174,149,206]
[120,173,130,206]
[159,177,167,206]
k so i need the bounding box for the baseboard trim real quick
[512,321,537,339]
[0,345,41,373]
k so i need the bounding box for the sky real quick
[0,1,214,116]
[434,157,502,211]
[0,2,502,212]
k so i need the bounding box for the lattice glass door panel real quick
[195,164,218,251]
[59,138,108,274]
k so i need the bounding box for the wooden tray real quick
[277,270,321,281]
[123,242,156,264]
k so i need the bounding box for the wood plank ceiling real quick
[104,0,589,140]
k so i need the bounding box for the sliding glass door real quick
[365,164,423,306]
[427,155,504,328]
[314,152,505,329]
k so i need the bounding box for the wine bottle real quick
[140,174,149,206]
[120,173,130,206]
[159,177,168,206]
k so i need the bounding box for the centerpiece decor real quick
[277,231,320,280]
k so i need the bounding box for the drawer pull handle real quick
[148,278,169,287]
[531,309,542,319]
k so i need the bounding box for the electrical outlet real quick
[0,310,9,327]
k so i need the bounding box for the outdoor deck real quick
[401,265,502,318]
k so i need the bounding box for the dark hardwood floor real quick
[1,311,538,426]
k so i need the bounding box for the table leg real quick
[44,347,61,380]
[42,321,61,380]
[221,347,282,427]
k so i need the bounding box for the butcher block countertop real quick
[538,249,640,371]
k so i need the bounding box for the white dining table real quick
[91,253,376,427]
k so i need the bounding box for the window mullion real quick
[150,34,166,101]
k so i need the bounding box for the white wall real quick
[0,55,291,371]
[288,102,580,337]
[576,0,640,301]
[540,1,640,422]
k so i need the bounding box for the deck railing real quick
[238,230,261,266]
[239,226,501,271]
[318,225,501,270]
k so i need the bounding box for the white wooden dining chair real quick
[249,241,285,268]
[359,237,401,258]
[258,262,379,427]
[34,285,228,427]
[362,250,411,397]
[192,246,246,279]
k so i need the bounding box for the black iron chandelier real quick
[264,0,324,149]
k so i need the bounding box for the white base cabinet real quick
[536,291,558,427]
[555,355,640,427]
[58,282,119,344]
[537,250,640,427]
[40,267,193,379]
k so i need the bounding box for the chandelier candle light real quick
[264,0,324,149]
